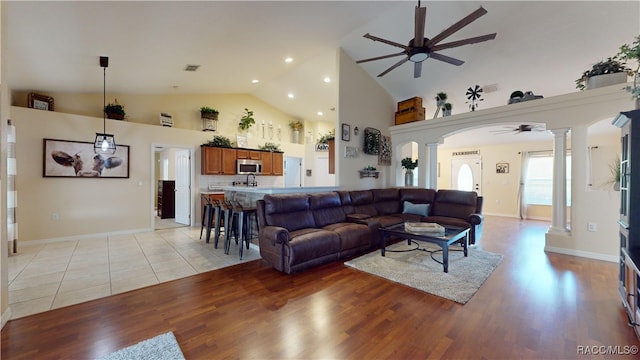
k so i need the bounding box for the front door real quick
[451,157,482,195]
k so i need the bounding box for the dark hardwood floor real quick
[2,216,639,359]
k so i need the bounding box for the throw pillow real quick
[403,201,430,217]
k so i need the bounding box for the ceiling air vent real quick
[184,64,200,72]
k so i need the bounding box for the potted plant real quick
[238,108,255,131]
[401,157,418,187]
[202,135,233,148]
[575,57,629,91]
[200,106,219,120]
[435,92,447,107]
[104,99,125,120]
[258,142,281,152]
[289,120,304,143]
[443,103,453,117]
[606,156,621,191]
[617,35,640,107]
[316,129,335,144]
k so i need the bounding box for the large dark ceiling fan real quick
[356,1,497,78]
[490,124,546,135]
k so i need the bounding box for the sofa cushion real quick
[350,190,377,216]
[337,191,354,214]
[263,194,315,231]
[322,222,371,252]
[431,190,478,220]
[310,192,347,227]
[286,228,341,265]
[424,216,471,229]
[400,188,436,204]
[403,201,430,216]
[373,188,401,215]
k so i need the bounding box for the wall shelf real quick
[359,170,380,178]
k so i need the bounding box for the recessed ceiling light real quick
[317,111,323,116]
[287,93,295,99]
[284,57,293,63]
[184,64,200,72]
[323,77,331,83]
[251,79,259,84]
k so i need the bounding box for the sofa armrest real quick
[259,226,290,246]
[347,213,372,224]
[468,213,483,226]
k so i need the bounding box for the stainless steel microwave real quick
[237,159,262,175]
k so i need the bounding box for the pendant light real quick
[94,56,116,155]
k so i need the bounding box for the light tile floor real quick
[7,223,260,320]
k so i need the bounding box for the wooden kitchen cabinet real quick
[237,149,261,160]
[221,148,237,175]
[261,151,273,175]
[272,152,283,176]
[201,146,236,175]
[328,139,335,174]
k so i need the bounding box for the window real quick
[524,152,571,206]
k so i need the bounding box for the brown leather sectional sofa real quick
[256,188,483,274]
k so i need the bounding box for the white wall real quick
[337,48,396,190]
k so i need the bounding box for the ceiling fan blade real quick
[356,51,407,64]
[363,33,410,50]
[378,57,409,77]
[414,61,422,78]
[425,7,488,47]
[430,33,497,52]
[429,52,464,66]
[414,5,426,47]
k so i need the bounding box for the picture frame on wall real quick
[43,138,130,178]
[342,123,350,142]
[28,92,54,111]
[496,162,509,174]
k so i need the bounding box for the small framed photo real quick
[28,93,54,111]
[342,123,351,142]
[345,146,358,158]
[496,162,509,174]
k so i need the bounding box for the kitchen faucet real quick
[246,173,256,187]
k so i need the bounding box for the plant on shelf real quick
[203,135,233,148]
[435,92,447,106]
[258,142,281,152]
[200,106,219,120]
[401,157,418,170]
[238,108,255,131]
[104,99,125,120]
[617,35,640,101]
[316,129,336,144]
[289,120,304,131]
[575,56,630,91]
[363,165,377,172]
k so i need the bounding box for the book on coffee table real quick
[404,222,445,234]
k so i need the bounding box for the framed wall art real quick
[363,127,381,155]
[43,138,130,178]
[28,92,54,111]
[342,123,351,141]
[496,162,509,174]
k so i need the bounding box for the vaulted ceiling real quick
[5,1,639,144]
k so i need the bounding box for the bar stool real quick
[200,195,214,241]
[223,201,256,259]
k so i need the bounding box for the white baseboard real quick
[544,245,618,263]
[1,306,12,329]
[20,228,153,247]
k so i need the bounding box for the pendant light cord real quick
[103,66,106,134]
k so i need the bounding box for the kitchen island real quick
[223,186,340,207]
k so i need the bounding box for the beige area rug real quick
[345,242,503,304]
[97,331,185,360]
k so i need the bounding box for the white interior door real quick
[174,149,191,225]
[284,156,302,187]
[451,157,482,195]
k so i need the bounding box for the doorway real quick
[153,146,192,230]
[451,156,482,195]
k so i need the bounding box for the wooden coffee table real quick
[379,223,470,273]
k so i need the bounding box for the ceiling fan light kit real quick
[356,1,496,78]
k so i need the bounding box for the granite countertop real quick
[222,186,340,194]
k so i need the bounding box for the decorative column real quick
[419,143,438,189]
[548,128,570,234]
